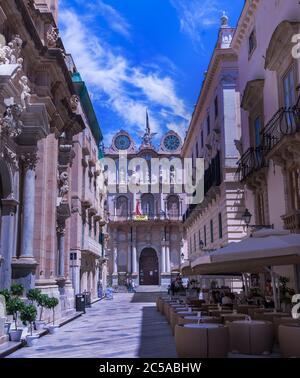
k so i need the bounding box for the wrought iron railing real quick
[109,212,182,222]
[236,146,268,182]
[261,102,300,152]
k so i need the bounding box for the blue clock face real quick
[115,135,131,150]
[163,135,180,151]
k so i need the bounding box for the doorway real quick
[139,248,159,285]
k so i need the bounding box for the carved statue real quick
[141,111,157,147]
[19,76,31,109]
[59,171,69,198]
[0,104,23,137]
[46,25,59,48]
[0,35,23,65]
[70,95,79,112]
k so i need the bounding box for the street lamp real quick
[242,208,252,226]
[241,208,274,231]
[199,240,204,250]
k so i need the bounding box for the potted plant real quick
[35,294,49,330]
[20,304,39,347]
[10,283,24,297]
[6,297,25,341]
[26,289,41,305]
[0,289,11,334]
[45,297,59,334]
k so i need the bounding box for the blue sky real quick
[59,0,244,148]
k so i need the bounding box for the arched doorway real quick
[139,248,159,285]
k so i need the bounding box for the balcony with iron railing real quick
[261,99,300,154]
[281,210,300,233]
[109,211,182,223]
[236,146,268,182]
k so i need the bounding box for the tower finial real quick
[221,11,229,28]
[140,109,157,148]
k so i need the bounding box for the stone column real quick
[127,240,132,274]
[57,222,65,277]
[131,226,137,275]
[0,199,18,289]
[20,153,38,258]
[12,153,38,289]
[132,244,137,274]
[161,244,166,273]
[113,245,118,274]
[165,243,171,273]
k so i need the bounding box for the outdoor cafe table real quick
[278,324,300,358]
[229,320,274,355]
[221,313,247,323]
[175,323,229,358]
[209,309,233,317]
[254,312,290,322]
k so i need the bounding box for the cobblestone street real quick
[8,293,177,358]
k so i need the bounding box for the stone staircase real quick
[136,285,167,293]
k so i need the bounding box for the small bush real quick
[20,304,37,336]
[10,283,24,297]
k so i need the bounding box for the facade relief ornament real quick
[58,171,69,199]
[0,104,23,137]
[20,151,38,170]
[0,35,23,65]
[19,75,31,109]
[1,146,18,171]
[46,25,59,48]
[56,220,66,236]
[70,95,79,112]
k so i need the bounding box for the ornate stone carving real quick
[21,151,38,170]
[56,221,66,236]
[0,104,23,137]
[70,95,79,112]
[46,25,59,48]
[2,146,18,171]
[19,75,31,109]
[58,171,69,198]
[0,35,23,65]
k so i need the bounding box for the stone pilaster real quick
[0,198,18,289]
[12,152,38,289]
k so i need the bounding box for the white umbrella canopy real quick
[212,233,300,263]
[191,231,300,275]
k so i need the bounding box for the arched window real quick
[141,193,155,216]
[167,195,179,218]
[116,196,128,218]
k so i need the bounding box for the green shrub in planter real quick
[45,297,59,325]
[6,297,25,330]
[26,289,41,305]
[37,294,49,322]
[0,289,11,303]
[20,304,37,336]
[10,283,24,297]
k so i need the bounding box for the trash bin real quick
[75,294,86,313]
[83,291,91,308]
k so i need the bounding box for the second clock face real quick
[115,135,131,150]
[163,134,180,151]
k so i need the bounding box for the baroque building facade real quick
[234,0,300,290]
[0,0,107,334]
[105,120,186,290]
[182,14,246,287]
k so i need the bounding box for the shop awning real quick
[191,230,300,275]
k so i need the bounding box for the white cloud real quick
[92,0,131,39]
[171,0,221,47]
[59,8,189,146]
